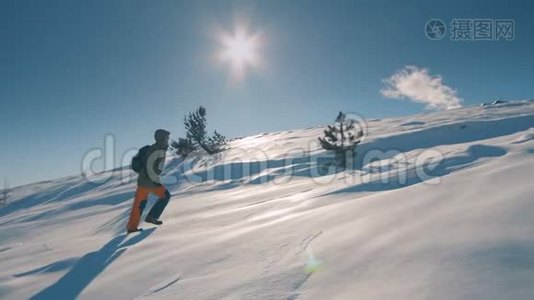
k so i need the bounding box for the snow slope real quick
[1,101,534,299]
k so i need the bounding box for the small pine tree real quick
[318,111,363,167]
[179,106,228,156]
[184,106,208,148]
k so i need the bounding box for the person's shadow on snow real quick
[29,228,156,300]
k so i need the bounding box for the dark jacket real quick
[137,143,167,188]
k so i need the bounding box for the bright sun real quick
[219,27,261,79]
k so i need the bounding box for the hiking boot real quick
[145,216,163,225]
[127,228,143,234]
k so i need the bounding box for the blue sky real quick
[1,0,533,187]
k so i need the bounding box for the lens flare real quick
[305,250,322,273]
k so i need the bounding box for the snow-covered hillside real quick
[1,101,534,299]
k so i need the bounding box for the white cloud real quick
[381,66,462,110]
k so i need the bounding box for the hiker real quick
[127,129,171,233]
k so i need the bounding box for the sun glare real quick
[219,27,261,79]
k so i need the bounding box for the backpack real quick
[131,145,150,173]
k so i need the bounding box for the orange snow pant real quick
[127,185,170,231]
